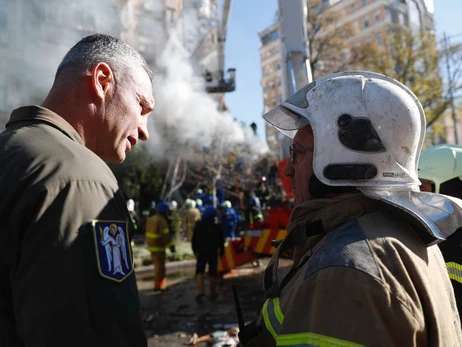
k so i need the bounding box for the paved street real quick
[137,259,291,346]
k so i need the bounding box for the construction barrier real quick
[217,228,288,273]
[244,228,287,256]
[217,238,256,273]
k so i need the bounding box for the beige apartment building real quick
[259,0,434,158]
[325,0,433,51]
[258,22,284,157]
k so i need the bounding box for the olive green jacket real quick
[0,106,146,347]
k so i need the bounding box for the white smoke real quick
[0,0,269,164]
[149,31,269,163]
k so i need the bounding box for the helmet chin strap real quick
[308,174,357,199]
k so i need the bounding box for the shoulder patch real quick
[304,219,380,280]
[92,220,134,282]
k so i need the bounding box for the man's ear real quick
[91,63,114,101]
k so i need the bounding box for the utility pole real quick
[443,32,460,144]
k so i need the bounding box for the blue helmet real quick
[150,200,156,208]
[203,206,217,219]
[157,202,170,213]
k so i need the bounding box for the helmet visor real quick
[263,105,309,139]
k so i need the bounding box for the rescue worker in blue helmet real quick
[221,200,239,240]
[240,71,462,346]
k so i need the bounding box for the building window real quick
[374,11,380,23]
[261,30,280,46]
[350,4,356,14]
[387,9,393,23]
[166,8,176,23]
[278,79,281,86]
[364,18,370,28]
[409,0,422,29]
[277,63,281,70]
[361,0,367,6]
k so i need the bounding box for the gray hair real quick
[55,33,153,85]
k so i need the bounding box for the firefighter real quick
[149,200,157,216]
[243,191,263,228]
[196,198,205,217]
[418,144,462,318]
[126,198,140,235]
[255,176,271,208]
[145,202,174,292]
[184,199,201,241]
[221,200,239,240]
[170,200,183,241]
[239,72,462,346]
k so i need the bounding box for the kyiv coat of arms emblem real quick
[93,220,133,282]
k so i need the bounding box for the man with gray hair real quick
[0,34,154,346]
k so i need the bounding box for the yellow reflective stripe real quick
[447,262,462,284]
[277,332,365,347]
[262,299,278,341]
[273,297,284,323]
[148,246,165,252]
[146,232,160,239]
[162,228,170,234]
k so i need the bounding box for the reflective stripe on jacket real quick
[261,297,364,346]
[146,214,171,252]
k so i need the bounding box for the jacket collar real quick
[6,105,84,145]
[263,193,380,298]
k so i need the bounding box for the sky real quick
[224,0,462,141]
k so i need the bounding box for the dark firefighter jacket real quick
[0,106,146,347]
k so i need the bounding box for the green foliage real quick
[307,0,354,79]
[350,27,448,139]
[109,144,164,210]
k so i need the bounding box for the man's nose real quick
[138,118,149,141]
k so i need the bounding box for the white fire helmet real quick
[169,200,178,210]
[126,199,135,212]
[185,198,196,208]
[264,71,425,188]
[222,200,232,209]
[418,144,462,193]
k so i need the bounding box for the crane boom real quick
[277,0,312,158]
